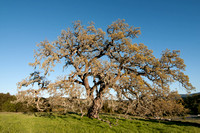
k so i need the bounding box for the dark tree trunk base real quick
[87,97,102,118]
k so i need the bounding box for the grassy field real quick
[0,112,200,133]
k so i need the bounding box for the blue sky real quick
[0,0,199,95]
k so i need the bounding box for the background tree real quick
[182,93,200,114]
[0,93,16,111]
[0,93,36,112]
[17,19,195,118]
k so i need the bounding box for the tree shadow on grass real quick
[31,112,200,129]
[137,118,200,128]
[32,111,81,119]
[33,112,57,119]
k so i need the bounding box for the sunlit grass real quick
[0,112,199,133]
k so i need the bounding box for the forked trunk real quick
[87,85,107,118]
[87,96,103,118]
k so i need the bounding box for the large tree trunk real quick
[87,85,107,118]
[87,96,103,118]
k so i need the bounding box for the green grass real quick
[0,112,199,133]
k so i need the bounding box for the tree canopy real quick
[17,19,195,118]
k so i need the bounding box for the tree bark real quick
[87,96,103,118]
[87,84,107,118]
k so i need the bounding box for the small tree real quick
[17,19,195,118]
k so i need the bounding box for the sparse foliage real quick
[17,19,195,118]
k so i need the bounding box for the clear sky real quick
[0,0,199,95]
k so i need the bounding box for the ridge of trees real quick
[0,93,36,112]
[182,93,200,114]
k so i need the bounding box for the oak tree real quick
[17,19,195,118]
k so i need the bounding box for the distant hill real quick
[180,92,200,98]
